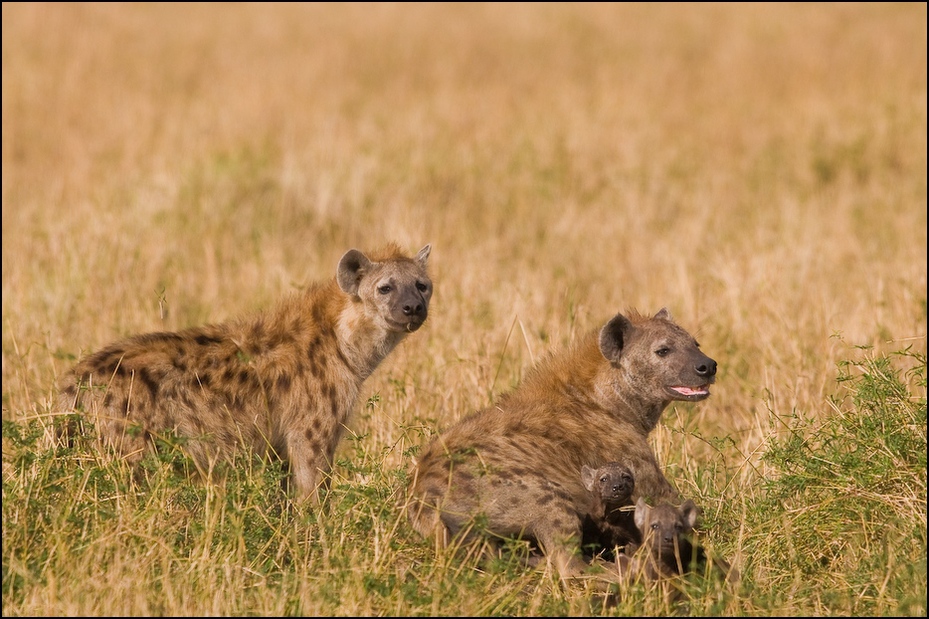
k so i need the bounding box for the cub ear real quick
[634,497,650,529]
[654,307,673,321]
[416,244,432,266]
[680,499,700,530]
[337,249,373,296]
[580,465,597,491]
[599,312,633,363]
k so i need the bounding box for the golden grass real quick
[2,2,926,616]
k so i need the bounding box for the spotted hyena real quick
[407,308,717,585]
[629,497,737,583]
[57,242,433,502]
[580,461,640,561]
[629,498,700,579]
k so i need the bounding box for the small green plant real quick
[744,345,927,615]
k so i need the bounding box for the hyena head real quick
[581,461,635,510]
[337,243,433,333]
[598,307,717,404]
[634,497,699,559]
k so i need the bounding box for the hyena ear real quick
[634,497,650,529]
[654,307,673,321]
[680,499,700,530]
[599,312,633,363]
[337,249,373,296]
[416,244,432,266]
[580,464,597,491]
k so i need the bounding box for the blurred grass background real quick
[2,3,926,616]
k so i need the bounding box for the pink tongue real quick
[673,386,707,396]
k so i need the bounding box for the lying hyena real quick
[407,308,716,585]
[580,462,640,561]
[57,242,433,502]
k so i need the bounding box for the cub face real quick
[582,462,635,506]
[634,497,699,555]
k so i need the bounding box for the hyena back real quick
[407,308,716,584]
[57,242,432,502]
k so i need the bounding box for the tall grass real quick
[3,3,926,616]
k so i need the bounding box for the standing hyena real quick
[57,242,433,502]
[407,308,716,585]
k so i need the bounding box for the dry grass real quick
[2,2,926,616]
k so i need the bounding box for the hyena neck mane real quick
[334,290,409,379]
[279,279,408,381]
[519,331,667,435]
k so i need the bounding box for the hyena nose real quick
[402,302,425,317]
[695,357,717,378]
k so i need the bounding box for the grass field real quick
[2,3,926,616]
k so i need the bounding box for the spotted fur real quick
[57,242,433,502]
[407,308,716,584]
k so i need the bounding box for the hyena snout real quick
[401,296,427,318]
[664,351,718,402]
[395,290,429,330]
[695,355,717,380]
[608,472,634,497]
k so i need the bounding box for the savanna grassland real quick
[2,3,926,616]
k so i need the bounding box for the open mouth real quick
[670,385,711,398]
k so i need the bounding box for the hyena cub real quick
[630,498,700,579]
[631,497,737,582]
[580,461,641,561]
[407,308,717,585]
[57,242,433,502]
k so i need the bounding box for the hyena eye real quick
[377,285,392,294]
[416,281,428,292]
[655,347,671,357]
[651,523,660,530]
